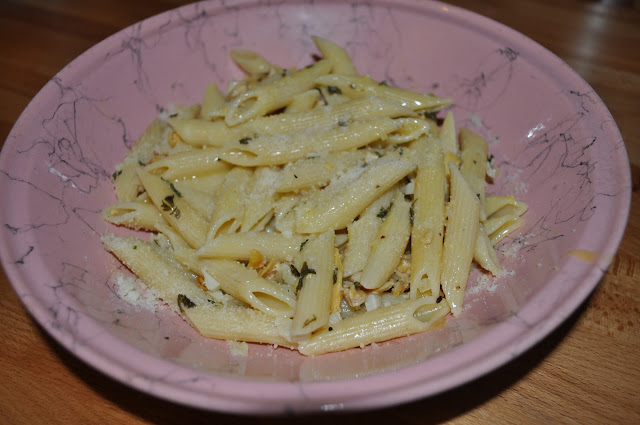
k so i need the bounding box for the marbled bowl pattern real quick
[0,0,630,414]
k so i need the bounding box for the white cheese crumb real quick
[114,273,157,311]
[365,293,382,311]
[328,312,343,326]
[228,340,249,357]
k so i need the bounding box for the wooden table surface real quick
[1,0,638,423]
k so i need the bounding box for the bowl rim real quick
[0,0,631,414]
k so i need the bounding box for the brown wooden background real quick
[1,1,638,423]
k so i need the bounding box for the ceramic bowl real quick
[0,0,630,414]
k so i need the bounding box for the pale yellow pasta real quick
[440,165,481,316]
[298,298,450,356]
[172,172,226,194]
[113,119,169,201]
[473,225,502,276]
[315,74,452,111]
[342,189,395,277]
[137,170,208,249]
[207,167,252,240]
[410,136,446,299]
[439,111,458,155]
[102,200,164,231]
[102,234,205,311]
[230,49,272,76]
[200,82,226,119]
[220,118,400,167]
[197,231,307,262]
[143,147,227,180]
[485,196,529,218]
[386,118,432,144]
[291,230,335,337]
[170,183,215,219]
[221,58,332,126]
[459,127,489,220]
[312,36,358,76]
[241,167,278,231]
[276,150,368,193]
[103,37,526,356]
[180,302,296,349]
[171,96,413,147]
[197,259,296,318]
[360,189,412,290]
[330,248,343,313]
[295,155,416,233]
[484,198,529,245]
[285,89,321,113]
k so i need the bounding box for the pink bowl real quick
[0,0,630,414]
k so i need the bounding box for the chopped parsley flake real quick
[303,315,317,327]
[177,294,196,311]
[377,203,393,220]
[296,262,316,293]
[162,177,182,197]
[161,195,181,219]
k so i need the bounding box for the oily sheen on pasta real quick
[101,37,527,355]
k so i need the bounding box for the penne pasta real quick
[102,37,526,356]
[410,136,446,299]
[295,155,416,233]
[291,230,335,337]
[298,298,450,355]
[360,189,412,290]
[222,58,332,126]
[440,165,481,316]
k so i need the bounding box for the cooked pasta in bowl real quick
[0,0,630,414]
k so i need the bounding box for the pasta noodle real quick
[102,37,526,355]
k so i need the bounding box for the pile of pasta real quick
[102,37,527,356]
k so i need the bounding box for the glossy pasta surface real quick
[101,38,527,355]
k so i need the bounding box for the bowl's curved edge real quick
[0,0,632,415]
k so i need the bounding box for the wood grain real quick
[1,0,638,423]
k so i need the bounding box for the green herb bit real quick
[161,195,181,219]
[177,294,196,312]
[303,315,317,327]
[338,120,348,127]
[333,268,338,284]
[488,154,495,163]
[296,262,316,293]
[423,111,439,121]
[133,245,137,250]
[314,87,328,105]
[379,80,388,86]
[161,177,182,197]
[289,263,300,278]
[410,205,415,225]
[377,203,393,220]
[138,160,146,166]
[239,137,252,144]
[299,238,309,251]
[112,170,122,180]
[327,85,342,95]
